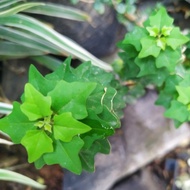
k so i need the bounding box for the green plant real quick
[117,6,190,127]
[0,58,126,174]
[0,0,112,71]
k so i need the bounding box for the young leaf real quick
[53,112,91,142]
[156,37,166,50]
[161,26,173,37]
[21,130,53,163]
[146,26,159,37]
[43,137,84,175]
[21,83,52,121]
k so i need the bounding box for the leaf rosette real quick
[0,58,127,174]
[117,6,189,104]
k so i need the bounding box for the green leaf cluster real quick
[117,6,190,127]
[156,71,190,127]
[0,58,127,174]
[118,7,189,81]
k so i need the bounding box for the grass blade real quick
[31,55,63,70]
[0,138,13,145]
[0,169,46,189]
[0,26,60,54]
[0,102,12,114]
[0,0,24,9]
[0,14,112,71]
[0,41,45,59]
[0,2,44,17]
[24,3,90,21]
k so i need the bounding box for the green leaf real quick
[0,102,35,143]
[164,100,189,122]
[165,27,189,50]
[148,7,173,29]
[178,71,190,87]
[155,48,181,72]
[24,3,90,22]
[21,83,52,121]
[161,26,173,36]
[0,0,24,9]
[0,41,44,59]
[0,169,46,189]
[28,65,56,96]
[0,14,112,71]
[82,119,114,137]
[0,2,44,17]
[72,61,114,86]
[21,130,53,162]
[118,45,138,59]
[121,27,147,51]
[0,26,60,55]
[45,57,73,82]
[155,75,182,108]
[176,86,190,105]
[156,37,166,50]
[146,26,159,37]
[135,56,157,77]
[162,75,182,94]
[80,137,110,172]
[140,68,169,87]
[53,112,91,142]
[88,105,120,129]
[48,80,97,119]
[118,56,140,80]
[43,137,84,175]
[155,91,173,109]
[34,157,46,169]
[139,37,161,58]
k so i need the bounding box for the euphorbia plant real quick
[0,58,126,174]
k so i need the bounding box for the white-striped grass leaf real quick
[0,14,112,71]
[0,169,46,189]
[0,2,44,17]
[24,3,90,22]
